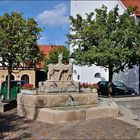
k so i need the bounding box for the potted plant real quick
[21,84,37,94]
[22,84,33,89]
[80,82,98,93]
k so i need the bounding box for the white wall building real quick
[70,0,139,93]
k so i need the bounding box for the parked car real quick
[97,81,137,96]
[0,80,26,100]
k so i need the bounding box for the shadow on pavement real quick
[0,109,33,139]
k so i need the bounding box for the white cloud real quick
[38,36,49,44]
[36,4,69,27]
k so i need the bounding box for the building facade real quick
[0,69,36,87]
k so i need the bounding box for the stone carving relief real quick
[47,53,72,81]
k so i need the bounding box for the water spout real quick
[69,94,75,106]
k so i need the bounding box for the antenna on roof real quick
[47,39,52,46]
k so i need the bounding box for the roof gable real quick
[37,45,64,68]
[38,45,63,58]
[121,0,140,16]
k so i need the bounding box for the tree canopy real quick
[68,5,140,81]
[0,12,44,68]
[0,12,44,99]
[44,47,70,73]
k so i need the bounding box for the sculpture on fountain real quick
[39,53,79,93]
[47,53,72,81]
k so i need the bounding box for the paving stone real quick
[0,108,138,139]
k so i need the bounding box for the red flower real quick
[23,84,33,87]
[80,82,99,89]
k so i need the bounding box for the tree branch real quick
[113,62,127,73]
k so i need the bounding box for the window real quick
[94,73,101,78]
[6,74,15,80]
[78,75,80,80]
[21,74,29,84]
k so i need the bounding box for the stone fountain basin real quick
[17,93,98,119]
[36,101,118,124]
[17,93,118,123]
[17,93,98,108]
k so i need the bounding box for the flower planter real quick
[21,89,37,95]
[80,82,98,92]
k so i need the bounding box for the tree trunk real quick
[109,66,113,82]
[7,67,11,100]
[139,60,140,93]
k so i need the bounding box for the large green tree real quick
[68,5,140,82]
[44,47,70,73]
[0,12,44,99]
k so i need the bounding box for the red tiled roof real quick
[37,45,64,68]
[39,45,63,58]
[121,0,140,16]
[136,13,140,16]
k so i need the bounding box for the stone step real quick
[0,100,17,113]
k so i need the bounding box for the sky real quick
[0,0,70,46]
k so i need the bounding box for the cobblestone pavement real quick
[0,108,138,139]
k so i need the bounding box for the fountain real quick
[17,53,118,123]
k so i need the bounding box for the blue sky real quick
[0,0,70,46]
